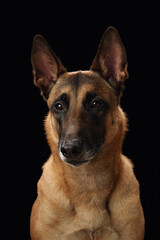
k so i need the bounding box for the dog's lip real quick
[65,160,89,167]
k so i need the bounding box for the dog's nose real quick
[61,140,82,159]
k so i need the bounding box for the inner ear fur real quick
[31,35,66,100]
[91,26,129,95]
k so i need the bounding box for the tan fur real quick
[30,71,145,240]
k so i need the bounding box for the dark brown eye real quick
[91,100,102,108]
[55,103,63,111]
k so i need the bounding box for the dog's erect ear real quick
[31,35,66,100]
[91,26,128,95]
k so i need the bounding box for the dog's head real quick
[31,27,128,167]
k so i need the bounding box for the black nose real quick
[61,140,83,159]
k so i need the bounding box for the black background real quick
[5,1,159,239]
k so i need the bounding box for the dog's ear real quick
[91,26,128,95]
[31,35,66,100]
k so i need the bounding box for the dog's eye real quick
[91,100,102,109]
[55,103,63,111]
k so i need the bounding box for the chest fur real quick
[37,159,119,239]
[51,193,118,240]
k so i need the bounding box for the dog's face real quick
[31,27,128,167]
[47,71,118,166]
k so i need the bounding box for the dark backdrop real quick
[5,1,159,239]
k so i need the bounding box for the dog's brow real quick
[51,93,69,109]
[55,93,68,102]
[85,91,97,100]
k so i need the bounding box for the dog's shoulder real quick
[109,155,142,230]
[115,155,139,198]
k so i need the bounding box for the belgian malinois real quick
[30,26,145,240]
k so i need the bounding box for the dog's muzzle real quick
[59,139,89,167]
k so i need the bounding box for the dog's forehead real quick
[48,70,116,106]
[57,70,103,90]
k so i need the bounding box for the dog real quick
[30,26,145,240]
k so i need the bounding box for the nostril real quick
[61,147,68,157]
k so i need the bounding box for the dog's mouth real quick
[65,159,89,167]
[59,147,98,167]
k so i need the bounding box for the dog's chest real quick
[61,192,119,240]
[39,161,119,239]
[59,169,119,239]
[63,203,118,240]
[73,193,109,228]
